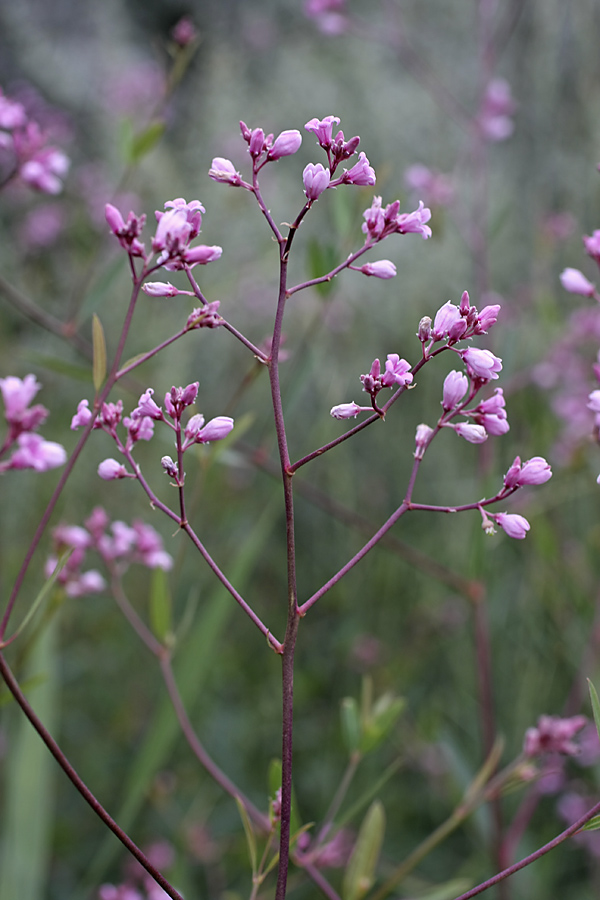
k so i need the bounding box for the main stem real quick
[269,242,300,900]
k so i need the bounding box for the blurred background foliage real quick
[2,0,600,898]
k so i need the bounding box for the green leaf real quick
[342,800,385,900]
[24,353,91,382]
[0,619,59,899]
[341,696,361,755]
[581,815,600,832]
[588,679,600,741]
[127,120,167,164]
[6,549,71,646]
[235,796,257,875]
[306,238,339,296]
[92,313,107,392]
[359,686,405,755]
[149,567,172,643]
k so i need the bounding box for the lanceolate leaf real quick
[92,313,107,392]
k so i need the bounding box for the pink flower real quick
[105,204,146,257]
[381,354,413,387]
[267,129,302,160]
[358,260,397,279]
[442,370,469,410]
[303,163,331,200]
[164,383,199,419]
[208,157,243,186]
[98,458,129,480]
[132,521,173,570]
[340,152,376,186]
[7,432,67,471]
[0,89,27,128]
[462,347,503,381]
[560,267,596,297]
[470,388,509,434]
[451,422,488,443]
[304,115,341,148]
[523,714,588,758]
[494,512,530,539]
[0,374,41,421]
[395,201,432,239]
[474,304,501,333]
[20,148,70,194]
[132,389,163,420]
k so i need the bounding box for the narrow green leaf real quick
[235,796,257,875]
[360,693,405,755]
[0,619,59,899]
[149,567,172,643]
[588,679,600,741]
[24,353,92,382]
[341,697,361,755]
[581,814,600,832]
[342,800,386,900]
[92,313,107,392]
[127,121,166,164]
[7,549,71,645]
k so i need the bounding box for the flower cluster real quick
[558,190,600,479]
[0,86,70,194]
[71,384,234,483]
[45,506,173,598]
[362,195,432,243]
[105,197,222,273]
[0,375,67,473]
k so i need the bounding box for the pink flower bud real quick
[305,115,340,148]
[503,456,522,488]
[209,157,243,186]
[359,260,397,279]
[70,398,93,430]
[442,371,468,410]
[303,163,331,200]
[560,267,596,297]
[394,201,432,239]
[584,230,600,263]
[517,456,552,485]
[330,402,365,419]
[475,304,501,333]
[267,129,302,160]
[98,458,129,480]
[142,281,180,297]
[588,390,600,413]
[195,416,235,443]
[432,302,461,340]
[495,512,530,539]
[462,347,502,381]
[418,316,432,342]
[452,422,488,443]
[183,244,223,265]
[414,423,434,459]
[249,127,265,156]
